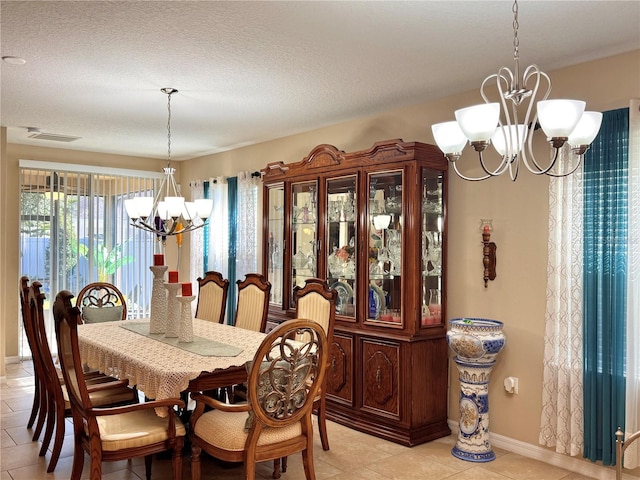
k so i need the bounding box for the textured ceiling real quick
[1,1,639,160]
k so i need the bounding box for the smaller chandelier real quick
[125,88,213,236]
[431,0,602,181]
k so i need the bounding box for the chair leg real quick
[317,398,330,451]
[272,458,281,479]
[246,458,256,480]
[301,448,316,480]
[191,445,202,480]
[46,401,66,472]
[144,454,152,480]
[32,381,47,441]
[70,440,84,480]
[172,441,183,480]
[27,379,40,428]
[39,397,56,456]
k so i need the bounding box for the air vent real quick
[28,132,81,142]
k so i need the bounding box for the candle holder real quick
[164,282,181,338]
[480,219,496,288]
[149,265,168,334]
[177,295,196,343]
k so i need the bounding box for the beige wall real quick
[2,51,639,461]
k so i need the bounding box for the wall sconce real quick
[480,219,497,288]
[373,214,391,230]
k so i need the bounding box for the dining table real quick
[77,317,267,414]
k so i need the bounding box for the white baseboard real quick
[447,420,632,480]
[4,356,20,365]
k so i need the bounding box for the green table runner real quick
[120,322,243,357]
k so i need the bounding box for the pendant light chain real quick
[166,90,172,168]
[512,0,520,63]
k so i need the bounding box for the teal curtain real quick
[227,177,238,324]
[583,107,629,465]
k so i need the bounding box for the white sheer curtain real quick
[236,171,259,279]
[207,177,229,277]
[625,99,640,469]
[539,158,584,456]
[189,180,205,282]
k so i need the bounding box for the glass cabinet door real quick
[367,171,403,325]
[266,185,284,306]
[420,169,444,327]
[290,181,318,307]
[326,175,357,319]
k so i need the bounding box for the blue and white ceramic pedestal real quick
[446,318,505,462]
[452,359,497,461]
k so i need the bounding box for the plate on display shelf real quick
[330,281,354,315]
[370,283,386,313]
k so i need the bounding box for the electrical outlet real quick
[504,376,519,394]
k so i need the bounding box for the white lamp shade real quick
[373,214,391,230]
[568,111,603,147]
[157,201,169,220]
[124,199,139,219]
[454,103,500,142]
[195,198,214,219]
[491,124,527,157]
[183,202,199,220]
[126,196,154,219]
[537,99,586,138]
[163,196,185,217]
[431,121,468,154]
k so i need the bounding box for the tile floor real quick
[1,361,599,480]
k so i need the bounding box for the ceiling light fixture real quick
[2,55,26,65]
[125,88,213,236]
[431,0,602,181]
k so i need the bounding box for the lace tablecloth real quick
[78,318,266,404]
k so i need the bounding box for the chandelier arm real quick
[477,151,511,177]
[508,156,520,181]
[451,160,493,182]
[543,152,583,177]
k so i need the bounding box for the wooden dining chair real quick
[195,271,229,323]
[53,289,186,480]
[275,278,337,477]
[27,282,138,473]
[19,276,47,441]
[293,278,337,451]
[76,281,127,323]
[233,273,271,332]
[189,319,328,480]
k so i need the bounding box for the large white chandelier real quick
[431,0,602,181]
[125,88,213,235]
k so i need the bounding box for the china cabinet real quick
[261,139,450,446]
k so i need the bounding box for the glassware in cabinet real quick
[290,181,318,307]
[367,170,403,325]
[421,169,444,327]
[326,175,357,318]
[266,185,285,306]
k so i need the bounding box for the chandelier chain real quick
[166,91,172,167]
[512,0,519,62]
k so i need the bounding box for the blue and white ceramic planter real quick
[446,318,505,462]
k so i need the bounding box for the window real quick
[19,161,160,356]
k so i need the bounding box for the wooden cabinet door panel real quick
[362,339,399,417]
[326,333,353,405]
